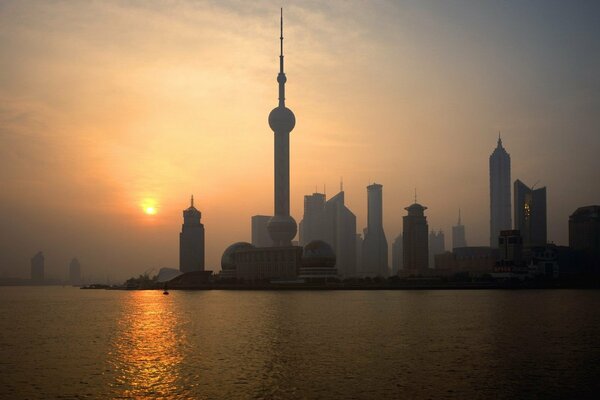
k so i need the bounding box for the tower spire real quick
[498,131,502,146]
[458,208,462,225]
[191,194,194,207]
[414,188,417,204]
[340,177,344,192]
[277,8,286,107]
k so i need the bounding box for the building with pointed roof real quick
[179,195,205,273]
[403,201,429,273]
[490,134,512,247]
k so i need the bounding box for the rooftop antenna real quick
[340,177,344,192]
[414,188,417,203]
[324,184,326,197]
[278,8,286,107]
[458,208,462,225]
[191,194,194,207]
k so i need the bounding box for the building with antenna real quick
[179,195,205,273]
[452,209,467,249]
[490,134,512,247]
[514,179,547,247]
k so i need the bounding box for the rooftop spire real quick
[498,131,502,146]
[458,208,462,225]
[414,188,417,203]
[340,176,344,192]
[191,194,194,207]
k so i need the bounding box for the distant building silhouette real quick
[323,191,357,278]
[569,205,600,275]
[179,195,205,273]
[31,251,44,282]
[69,258,81,285]
[452,209,467,249]
[490,134,512,247]
[403,202,429,273]
[514,179,547,247]
[356,232,364,271]
[360,183,388,277]
[299,193,326,245]
[429,230,445,268]
[391,233,403,275]
[251,215,273,247]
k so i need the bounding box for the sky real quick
[1,0,599,282]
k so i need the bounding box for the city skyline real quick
[1,1,599,280]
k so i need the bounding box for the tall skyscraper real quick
[490,134,512,247]
[323,190,357,278]
[403,201,429,273]
[391,233,403,275]
[360,183,388,277]
[299,192,326,245]
[31,251,44,282]
[429,230,445,268]
[267,10,297,247]
[179,195,205,273]
[514,180,547,247]
[69,258,81,285]
[569,205,600,274]
[251,215,273,247]
[452,209,467,249]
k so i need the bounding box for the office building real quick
[403,201,429,273]
[429,230,445,268]
[490,134,512,247]
[514,179,547,247]
[569,205,600,274]
[391,233,403,275]
[360,183,389,277]
[179,195,205,273]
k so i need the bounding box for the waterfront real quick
[1,287,599,399]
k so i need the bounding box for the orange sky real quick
[1,1,599,281]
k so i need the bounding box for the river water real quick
[0,287,599,399]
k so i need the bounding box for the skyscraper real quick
[299,192,326,245]
[251,215,273,247]
[323,190,357,278]
[360,183,388,277]
[569,205,600,274]
[403,201,429,273]
[490,134,512,247]
[452,209,467,249]
[391,233,403,275]
[69,258,81,285]
[267,9,297,247]
[31,251,44,282]
[514,180,547,247]
[429,230,445,268]
[179,195,205,273]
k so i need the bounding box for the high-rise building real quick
[569,205,600,274]
[266,9,297,247]
[429,230,445,268]
[299,193,326,245]
[452,209,467,249]
[179,195,205,273]
[251,215,273,247]
[391,233,403,275]
[31,251,44,282]
[323,191,357,278]
[514,180,547,247]
[490,134,512,247]
[360,183,388,277]
[403,202,429,273]
[69,258,81,285]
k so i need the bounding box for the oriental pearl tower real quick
[267,9,297,247]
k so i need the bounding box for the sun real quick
[144,206,157,215]
[141,198,158,215]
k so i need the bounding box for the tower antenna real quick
[414,188,417,203]
[191,194,194,207]
[340,177,344,192]
[458,208,461,225]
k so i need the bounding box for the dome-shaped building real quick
[220,242,254,279]
[299,240,338,280]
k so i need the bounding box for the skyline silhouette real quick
[1,1,599,281]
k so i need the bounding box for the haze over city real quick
[1,0,599,281]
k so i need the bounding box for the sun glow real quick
[141,199,158,215]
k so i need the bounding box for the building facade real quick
[490,135,512,247]
[360,183,389,277]
[569,205,600,274]
[452,209,467,249]
[251,215,273,247]
[179,195,205,273]
[403,202,429,274]
[323,191,357,278]
[514,179,547,247]
[299,193,326,245]
[429,230,445,268]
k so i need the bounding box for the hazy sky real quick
[1,0,599,281]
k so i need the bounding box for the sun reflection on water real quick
[108,291,191,399]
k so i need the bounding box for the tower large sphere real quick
[268,106,296,133]
[267,214,297,246]
[221,242,254,270]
